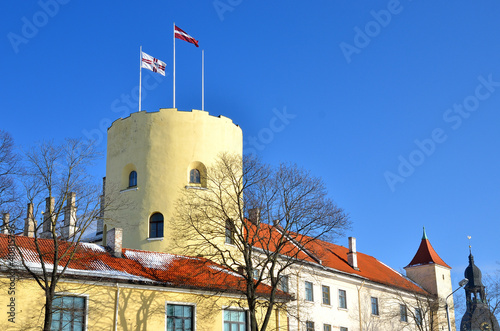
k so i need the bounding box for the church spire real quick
[460,246,500,331]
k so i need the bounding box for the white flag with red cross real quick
[141,52,166,76]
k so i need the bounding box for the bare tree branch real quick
[174,153,350,331]
[7,138,123,331]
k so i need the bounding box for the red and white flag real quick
[141,52,166,76]
[175,25,199,47]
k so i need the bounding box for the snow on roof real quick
[0,234,286,298]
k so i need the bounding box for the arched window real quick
[149,213,164,238]
[189,169,200,184]
[129,171,137,187]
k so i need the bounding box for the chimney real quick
[24,203,36,237]
[61,192,78,240]
[40,197,55,239]
[106,227,123,258]
[248,208,261,224]
[347,237,359,270]
[2,213,10,234]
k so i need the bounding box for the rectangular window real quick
[323,324,332,331]
[371,297,379,315]
[322,285,331,305]
[167,304,193,331]
[252,269,259,280]
[306,321,315,331]
[51,295,86,331]
[225,220,234,244]
[224,309,246,331]
[279,275,289,293]
[400,304,408,322]
[338,289,347,309]
[340,328,348,331]
[415,308,422,326]
[305,281,314,301]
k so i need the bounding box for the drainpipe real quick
[296,272,300,331]
[114,283,120,331]
[357,280,366,331]
[295,262,309,331]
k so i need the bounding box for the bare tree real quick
[174,153,350,331]
[0,130,20,220]
[9,138,120,330]
[388,290,440,331]
[485,271,500,329]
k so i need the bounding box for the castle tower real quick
[103,108,242,253]
[460,251,500,331]
[404,228,454,330]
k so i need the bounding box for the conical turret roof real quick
[406,228,451,268]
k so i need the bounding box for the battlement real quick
[109,108,240,131]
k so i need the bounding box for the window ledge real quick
[121,186,138,193]
[147,237,164,241]
[338,307,348,312]
[185,185,207,190]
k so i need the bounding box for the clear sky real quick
[2,0,500,306]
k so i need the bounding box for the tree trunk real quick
[43,291,54,331]
[43,280,58,331]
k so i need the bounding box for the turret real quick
[404,228,454,330]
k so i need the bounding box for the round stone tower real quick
[103,108,243,253]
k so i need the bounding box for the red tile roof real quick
[307,238,428,294]
[0,234,289,298]
[246,222,429,295]
[406,237,451,269]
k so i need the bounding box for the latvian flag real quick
[175,25,199,47]
[141,52,166,76]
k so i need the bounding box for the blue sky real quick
[2,0,500,303]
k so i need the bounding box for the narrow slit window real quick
[225,219,234,244]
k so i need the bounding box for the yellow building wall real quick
[0,276,286,331]
[104,108,243,253]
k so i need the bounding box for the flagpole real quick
[139,46,142,112]
[173,22,176,109]
[202,49,204,111]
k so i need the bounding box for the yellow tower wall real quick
[104,108,243,253]
[405,264,456,331]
